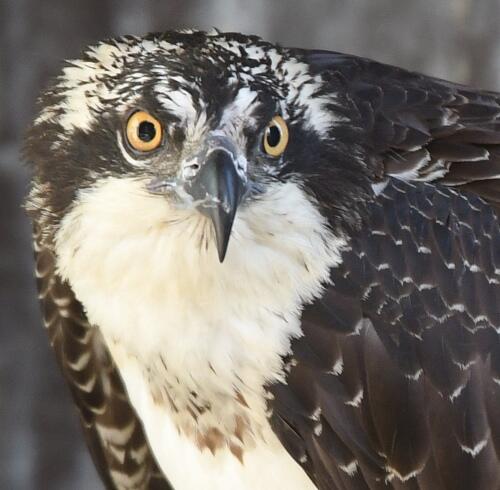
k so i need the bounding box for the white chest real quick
[114,347,317,490]
[54,177,343,489]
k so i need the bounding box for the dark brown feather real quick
[268,179,500,489]
[307,51,500,214]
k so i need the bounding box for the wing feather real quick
[306,51,500,212]
[268,179,500,489]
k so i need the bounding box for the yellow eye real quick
[125,111,163,152]
[263,115,289,157]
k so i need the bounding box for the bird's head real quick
[26,30,371,266]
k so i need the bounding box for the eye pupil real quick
[266,125,281,148]
[138,121,156,142]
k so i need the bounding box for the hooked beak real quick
[148,138,248,262]
[185,147,247,262]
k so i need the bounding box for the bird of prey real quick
[25,30,500,490]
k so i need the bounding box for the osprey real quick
[25,30,500,490]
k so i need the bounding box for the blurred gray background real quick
[1,1,499,488]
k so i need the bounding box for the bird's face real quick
[27,31,370,266]
[115,84,294,261]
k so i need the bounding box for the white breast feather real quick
[55,176,345,490]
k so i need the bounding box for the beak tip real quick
[213,215,233,263]
[217,247,228,263]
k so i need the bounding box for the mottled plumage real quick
[25,30,500,490]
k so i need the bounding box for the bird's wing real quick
[268,52,500,490]
[269,179,500,490]
[306,50,500,212]
[33,221,171,490]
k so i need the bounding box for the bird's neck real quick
[54,176,344,447]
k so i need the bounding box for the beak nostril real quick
[182,162,201,180]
